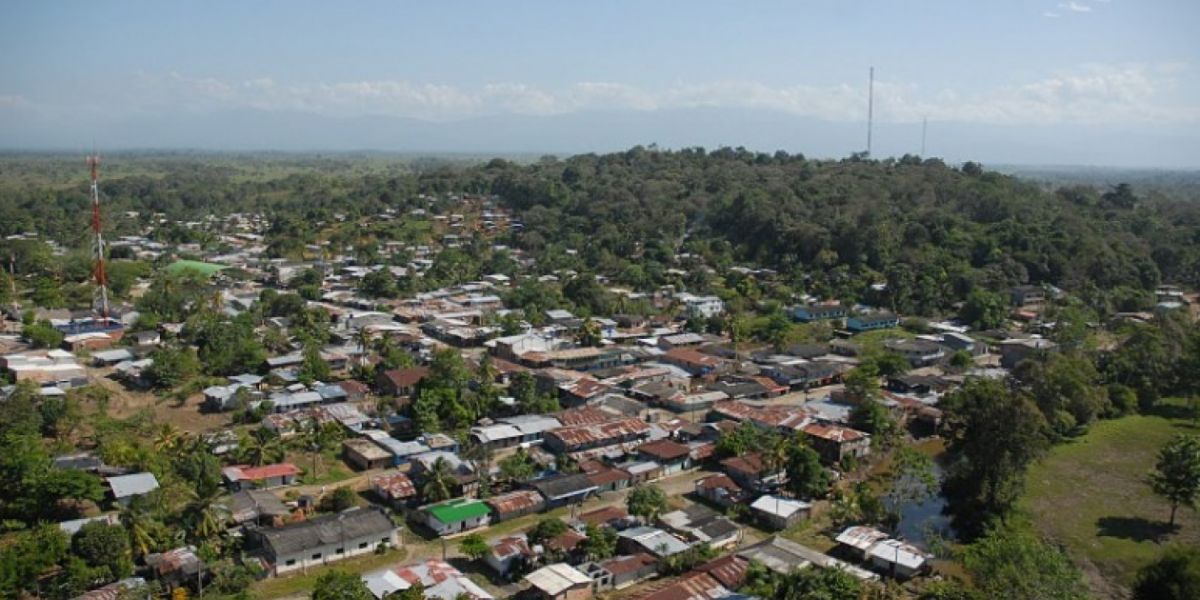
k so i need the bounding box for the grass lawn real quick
[252,546,408,599]
[1021,401,1199,597]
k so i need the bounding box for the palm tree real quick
[120,499,159,559]
[355,326,374,371]
[184,487,229,546]
[153,423,183,453]
[422,457,456,503]
[240,428,285,466]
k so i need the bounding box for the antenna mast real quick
[87,154,110,321]
[866,67,874,157]
[921,116,927,156]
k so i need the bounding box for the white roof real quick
[471,424,522,443]
[750,495,812,518]
[867,539,927,570]
[362,569,409,599]
[525,563,592,595]
[107,472,160,498]
[835,526,891,552]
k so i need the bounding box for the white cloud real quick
[1059,1,1092,12]
[70,64,1200,128]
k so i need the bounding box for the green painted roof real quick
[167,260,226,277]
[426,499,489,523]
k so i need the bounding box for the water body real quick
[886,453,957,547]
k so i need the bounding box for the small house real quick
[419,498,491,535]
[107,472,159,506]
[525,563,594,600]
[749,495,811,530]
[485,535,534,579]
[485,489,546,521]
[222,463,301,491]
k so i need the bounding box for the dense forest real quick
[1,149,1198,319]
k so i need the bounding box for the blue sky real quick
[2,1,1198,164]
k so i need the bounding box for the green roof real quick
[166,260,226,277]
[425,499,490,524]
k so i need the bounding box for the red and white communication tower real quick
[87,154,110,321]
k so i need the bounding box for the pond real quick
[884,450,957,548]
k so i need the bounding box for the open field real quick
[1021,401,1200,599]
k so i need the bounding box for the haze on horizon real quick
[2,1,1198,168]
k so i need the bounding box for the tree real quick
[627,485,667,523]
[23,319,64,348]
[960,525,1087,600]
[498,448,536,486]
[1149,434,1200,527]
[386,582,426,600]
[144,345,202,389]
[422,457,456,503]
[1132,544,1200,600]
[784,440,831,499]
[319,486,358,513]
[960,289,1007,330]
[72,521,133,581]
[299,340,332,384]
[576,318,603,347]
[581,523,617,561]
[1014,352,1108,438]
[312,570,374,600]
[842,362,881,403]
[849,399,899,447]
[238,427,285,467]
[458,533,489,561]
[529,518,568,544]
[0,524,70,598]
[940,378,1048,538]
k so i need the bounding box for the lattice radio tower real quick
[87,154,110,321]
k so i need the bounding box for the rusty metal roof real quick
[484,489,545,515]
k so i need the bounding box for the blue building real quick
[791,305,849,323]
[847,313,900,333]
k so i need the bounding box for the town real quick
[2,150,1199,600]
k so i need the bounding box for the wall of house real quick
[271,530,397,575]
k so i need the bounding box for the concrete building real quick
[255,507,398,575]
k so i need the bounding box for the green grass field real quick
[1021,401,1199,597]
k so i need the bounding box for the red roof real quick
[720,453,765,476]
[233,463,301,480]
[603,552,657,576]
[637,439,691,461]
[663,348,723,368]
[693,554,749,588]
[545,529,587,552]
[485,490,544,515]
[555,406,617,426]
[578,506,629,527]
[372,472,416,498]
[380,366,430,388]
[634,572,725,600]
[802,422,867,443]
[695,473,741,492]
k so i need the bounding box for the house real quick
[617,526,691,558]
[343,439,393,471]
[883,339,946,367]
[58,513,121,536]
[583,463,633,493]
[1010,284,1046,307]
[107,472,159,506]
[91,348,134,367]
[144,546,205,589]
[802,423,871,465]
[658,504,741,549]
[693,474,748,508]
[222,463,302,491]
[581,553,658,590]
[525,563,594,600]
[530,473,598,508]
[255,507,398,575]
[370,472,417,509]
[846,313,900,333]
[225,489,290,526]
[738,535,877,581]
[375,366,430,397]
[419,498,491,535]
[662,348,724,376]
[791,304,848,323]
[485,535,535,579]
[485,489,546,521]
[749,495,811,530]
[409,450,479,498]
[362,559,494,600]
[634,571,729,600]
[543,417,652,455]
[720,453,784,493]
[677,293,724,319]
[762,362,844,390]
[868,539,929,579]
[834,526,892,561]
[576,506,636,530]
[998,337,1057,369]
[636,439,692,475]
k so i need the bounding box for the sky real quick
[2,1,1199,166]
